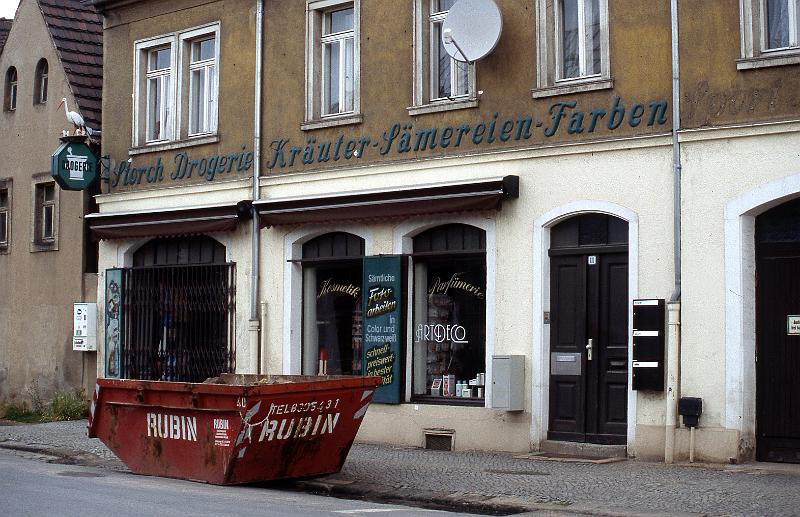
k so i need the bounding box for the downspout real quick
[248,0,264,375]
[665,0,682,464]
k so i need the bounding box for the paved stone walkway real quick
[2,420,800,516]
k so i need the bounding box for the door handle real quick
[586,338,593,361]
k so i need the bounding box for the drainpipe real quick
[248,0,264,375]
[665,0,682,464]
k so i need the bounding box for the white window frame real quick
[739,0,800,69]
[303,0,362,131]
[133,35,176,146]
[532,0,611,99]
[132,23,220,148]
[180,25,220,137]
[410,0,477,115]
[6,66,17,112]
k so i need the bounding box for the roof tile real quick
[38,0,103,130]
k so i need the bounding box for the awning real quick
[254,175,519,227]
[86,201,251,240]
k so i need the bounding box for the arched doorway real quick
[121,236,235,382]
[756,197,800,463]
[548,213,629,444]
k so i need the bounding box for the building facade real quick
[90,0,800,464]
[0,0,103,404]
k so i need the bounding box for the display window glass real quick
[411,224,486,403]
[301,232,365,376]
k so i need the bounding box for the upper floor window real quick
[34,59,48,105]
[5,66,17,111]
[0,180,10,253]
[303,0,361,130]
[31,177,58,252]
[765,0,799,50]
[146,46,173,142]
[188,37,217,135]
[410,0,477,115]
[533,0,611,98]
[133,23,220,147]
[739,0,800,69]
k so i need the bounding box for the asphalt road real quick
[0,449,474,517]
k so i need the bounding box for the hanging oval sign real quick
[51,140,98,191]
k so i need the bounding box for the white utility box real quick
[491,355,525,411]
[73,302,97,351]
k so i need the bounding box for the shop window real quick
[120,236,235,382]
[34,59,48,105]
[412,224,486,404]
[739,0,800,69]
[133,23,219,147]
[303,0,362,130]
[301,232,365,376]
[32,179,57,252]
[409,0,477,115]
[0,180,10,253]
[5,66,17,111]
[532,0,611,98]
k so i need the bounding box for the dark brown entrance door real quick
[548,214,629,445]
[756,199,800,463]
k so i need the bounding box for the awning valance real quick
[86,202,250,240]
[254,175,519,227]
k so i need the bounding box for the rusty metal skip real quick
[88,374,382,485]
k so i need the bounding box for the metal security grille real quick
[424,431,454,451]
[121,263,235,382]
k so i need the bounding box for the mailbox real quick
[632,299,665,391]
[678,396,702,428]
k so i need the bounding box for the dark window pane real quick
[0,212,7,243]
[767,0,790,49]
[44,184,55,202]
[413,224,485,253]
[0,190,7,208]
[561,0,580,78]
[756,197,800,243]
[326,7,354,34]
[578,213,608,246]
[303,232,365,259]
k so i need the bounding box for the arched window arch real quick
[411,223,487,403]
[5,66,17,111]
[34,59,48,104]
[301,232,365,376]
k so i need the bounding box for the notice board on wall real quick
[362,256,403,404]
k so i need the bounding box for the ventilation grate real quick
[424,430,454,451]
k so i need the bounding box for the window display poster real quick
[104,268,124,379]
[362,256,403,404]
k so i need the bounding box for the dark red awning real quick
[86,203,249,240]
[254,176,519,227]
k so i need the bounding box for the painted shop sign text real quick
[268,97,669,170]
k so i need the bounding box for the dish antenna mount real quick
[442,0,503,64]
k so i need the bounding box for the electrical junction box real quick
[73,302,97,351]
[491,355,525,411]
[632,299,665,391]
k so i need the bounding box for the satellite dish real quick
[442,0,502,63]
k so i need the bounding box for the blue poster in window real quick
[362,256,403,404]
[104,268,124,379]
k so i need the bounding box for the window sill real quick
[737,53,800,70]
[30,242,58,253]
[531,78,613,99]
[407,98,478,116]
[129,134,220,156]
[411,395,485,407]
[301,114,363,131]
[0,246,8,255]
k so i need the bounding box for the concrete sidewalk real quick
[2,419,800,516]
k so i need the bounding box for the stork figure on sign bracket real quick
[57,97,100,137]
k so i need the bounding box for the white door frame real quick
[532,201,639,449]
[724,172,800,453]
